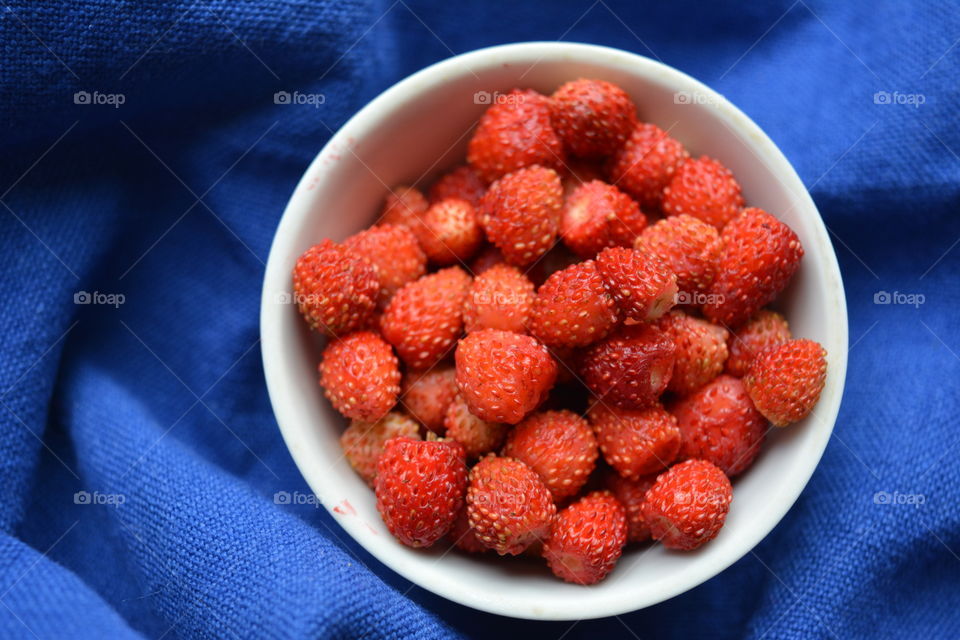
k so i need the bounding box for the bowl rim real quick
[261,41,848,620]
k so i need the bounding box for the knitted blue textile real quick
[1,1,958,638]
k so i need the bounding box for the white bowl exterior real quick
[260,42,848,620]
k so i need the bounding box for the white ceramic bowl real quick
[261,42,848,620]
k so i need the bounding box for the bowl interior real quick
[261,42,847,620]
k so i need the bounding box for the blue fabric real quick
[1,1,957,637]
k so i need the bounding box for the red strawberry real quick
[380,267,472,369]
[418,198,483,266]
[375,437,467,548]
[455,329,558,424]
[501,410,599,502]
[428,165,486,207]
[635,214,722,298]
[480,165,563,268]
[529,260,618,348]
[595,246,677,321]
[657,310,729,396]
[606,123,689,208]
[381,185,428,230]
[444,395,508,459]
[467,89,565,183]
[744,339,827,427]
[670,375,767,476]
[604,471,657,543]
[560,180,647,258]
[726,309,792,377]
[319,331,400,421]
[662,156,744,229]
[549,78,638,158]
[469,244,507,275]
[642,459,732,550]
[588,403,681,478]
[704,208,804,327]
[292,240,379,335]
[340,411,421,486]
[462,264,535,334]
[344,224,427,307]
[466,455,557,555]
[400,366,458,434]
[579,324,675,410]
[542,491,627,585]
[449,506,487,553]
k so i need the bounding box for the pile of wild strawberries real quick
[292,78,828,585]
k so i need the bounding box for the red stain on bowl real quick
[333,499,356,516]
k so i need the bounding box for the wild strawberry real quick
[466,456,557,555]
[595,246,677,321]
[381,185,428,230]
[418,198,483,266]
[449,506,487,553]
[588,403,680,478]
[400,366,458,434]
[380,267,472,369]
[480,165,563,268]
[657,310,729,396]
[560,180,647,258]
[579,324,675,410]
[319,331,400,421]
[375,437,467,548]
[502,410,599,501]
[670,375,767,476]
[635,214,722,297]
[529,260,618,348]
[704,208,804,327]
[726,310,792,377]
[469,244,507,275]
[744,339,827,427]
[642,458,732,550]
[606,123,688,208]
[340,411,421,486]
[543,491,627,585]
[467,89,565,183]
[429,165,486,207]
[292,240,379,335]
[444,395,508,459]
[462,264,535,334]
[549,78,638,158]
[344,224,427,307]
[604,471,657,543]
[662,156,744,229]
[455,329,558,424]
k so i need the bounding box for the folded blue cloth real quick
[1,1,958,637]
